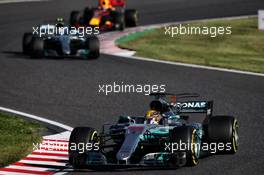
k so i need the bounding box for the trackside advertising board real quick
[258,10,264,30]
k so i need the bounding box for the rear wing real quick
[111,0,125,7]
[175,101,213,116]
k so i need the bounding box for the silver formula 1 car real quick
[68,93,238,170]
[22,23,100,59]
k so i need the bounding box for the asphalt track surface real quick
[0,0,264,174]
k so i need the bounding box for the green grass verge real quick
[0,113,43,167]
[117,17,264,73]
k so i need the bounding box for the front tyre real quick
[30,37,44,58]
[85,36,100,59]
[169,126,200,166]
[68,127,98,168]
[208,116,238,154]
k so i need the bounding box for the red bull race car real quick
[70,0,139,31]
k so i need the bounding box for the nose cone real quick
[60,36,71,55]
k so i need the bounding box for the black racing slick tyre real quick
[125,9,139,27]
[68,127,98,168]
[208,116,238,154]
[169,126,200,166]
[85,36,100,59]
[30,37,44,58]
[113,12,125,31]
[83,7,94,24]
[70,11,82,26]
[22,32,33,54]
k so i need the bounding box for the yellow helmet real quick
[146,110,158,119]
[99,0,112,9]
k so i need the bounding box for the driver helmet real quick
[146,110,162,124]
[55,18,65,35]
[99,0,112,9]
[56,17,64,28]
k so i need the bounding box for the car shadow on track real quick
[2,51,27,58]
[2,51,99,61]
[62,167,180,173]
[60,155,214,173]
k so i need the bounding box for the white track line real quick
[43,131,71,140]
[54,173,71,175]
[19,160,66,167]
[27,155,68,160]
[33,150,68,155]
[0,171,37,175]
[37,145,68,150]
[0,106,73,131]
[42,140,69,146]
[0,0,48,4]
[6,165,57,172]
[120,55,264,77]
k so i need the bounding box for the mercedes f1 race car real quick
[70,0,139,31]
[22,22,100,59]
[68,93,238,170]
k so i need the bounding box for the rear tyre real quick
[22,32,33,54]
[208,116,238,154]
[70,11,82,26]
[68,127,98,168]
[83,7,94,24]
[85,36,100,59]
[30,37,44,58]
[169,126,200,166]
[125,9,138,27]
